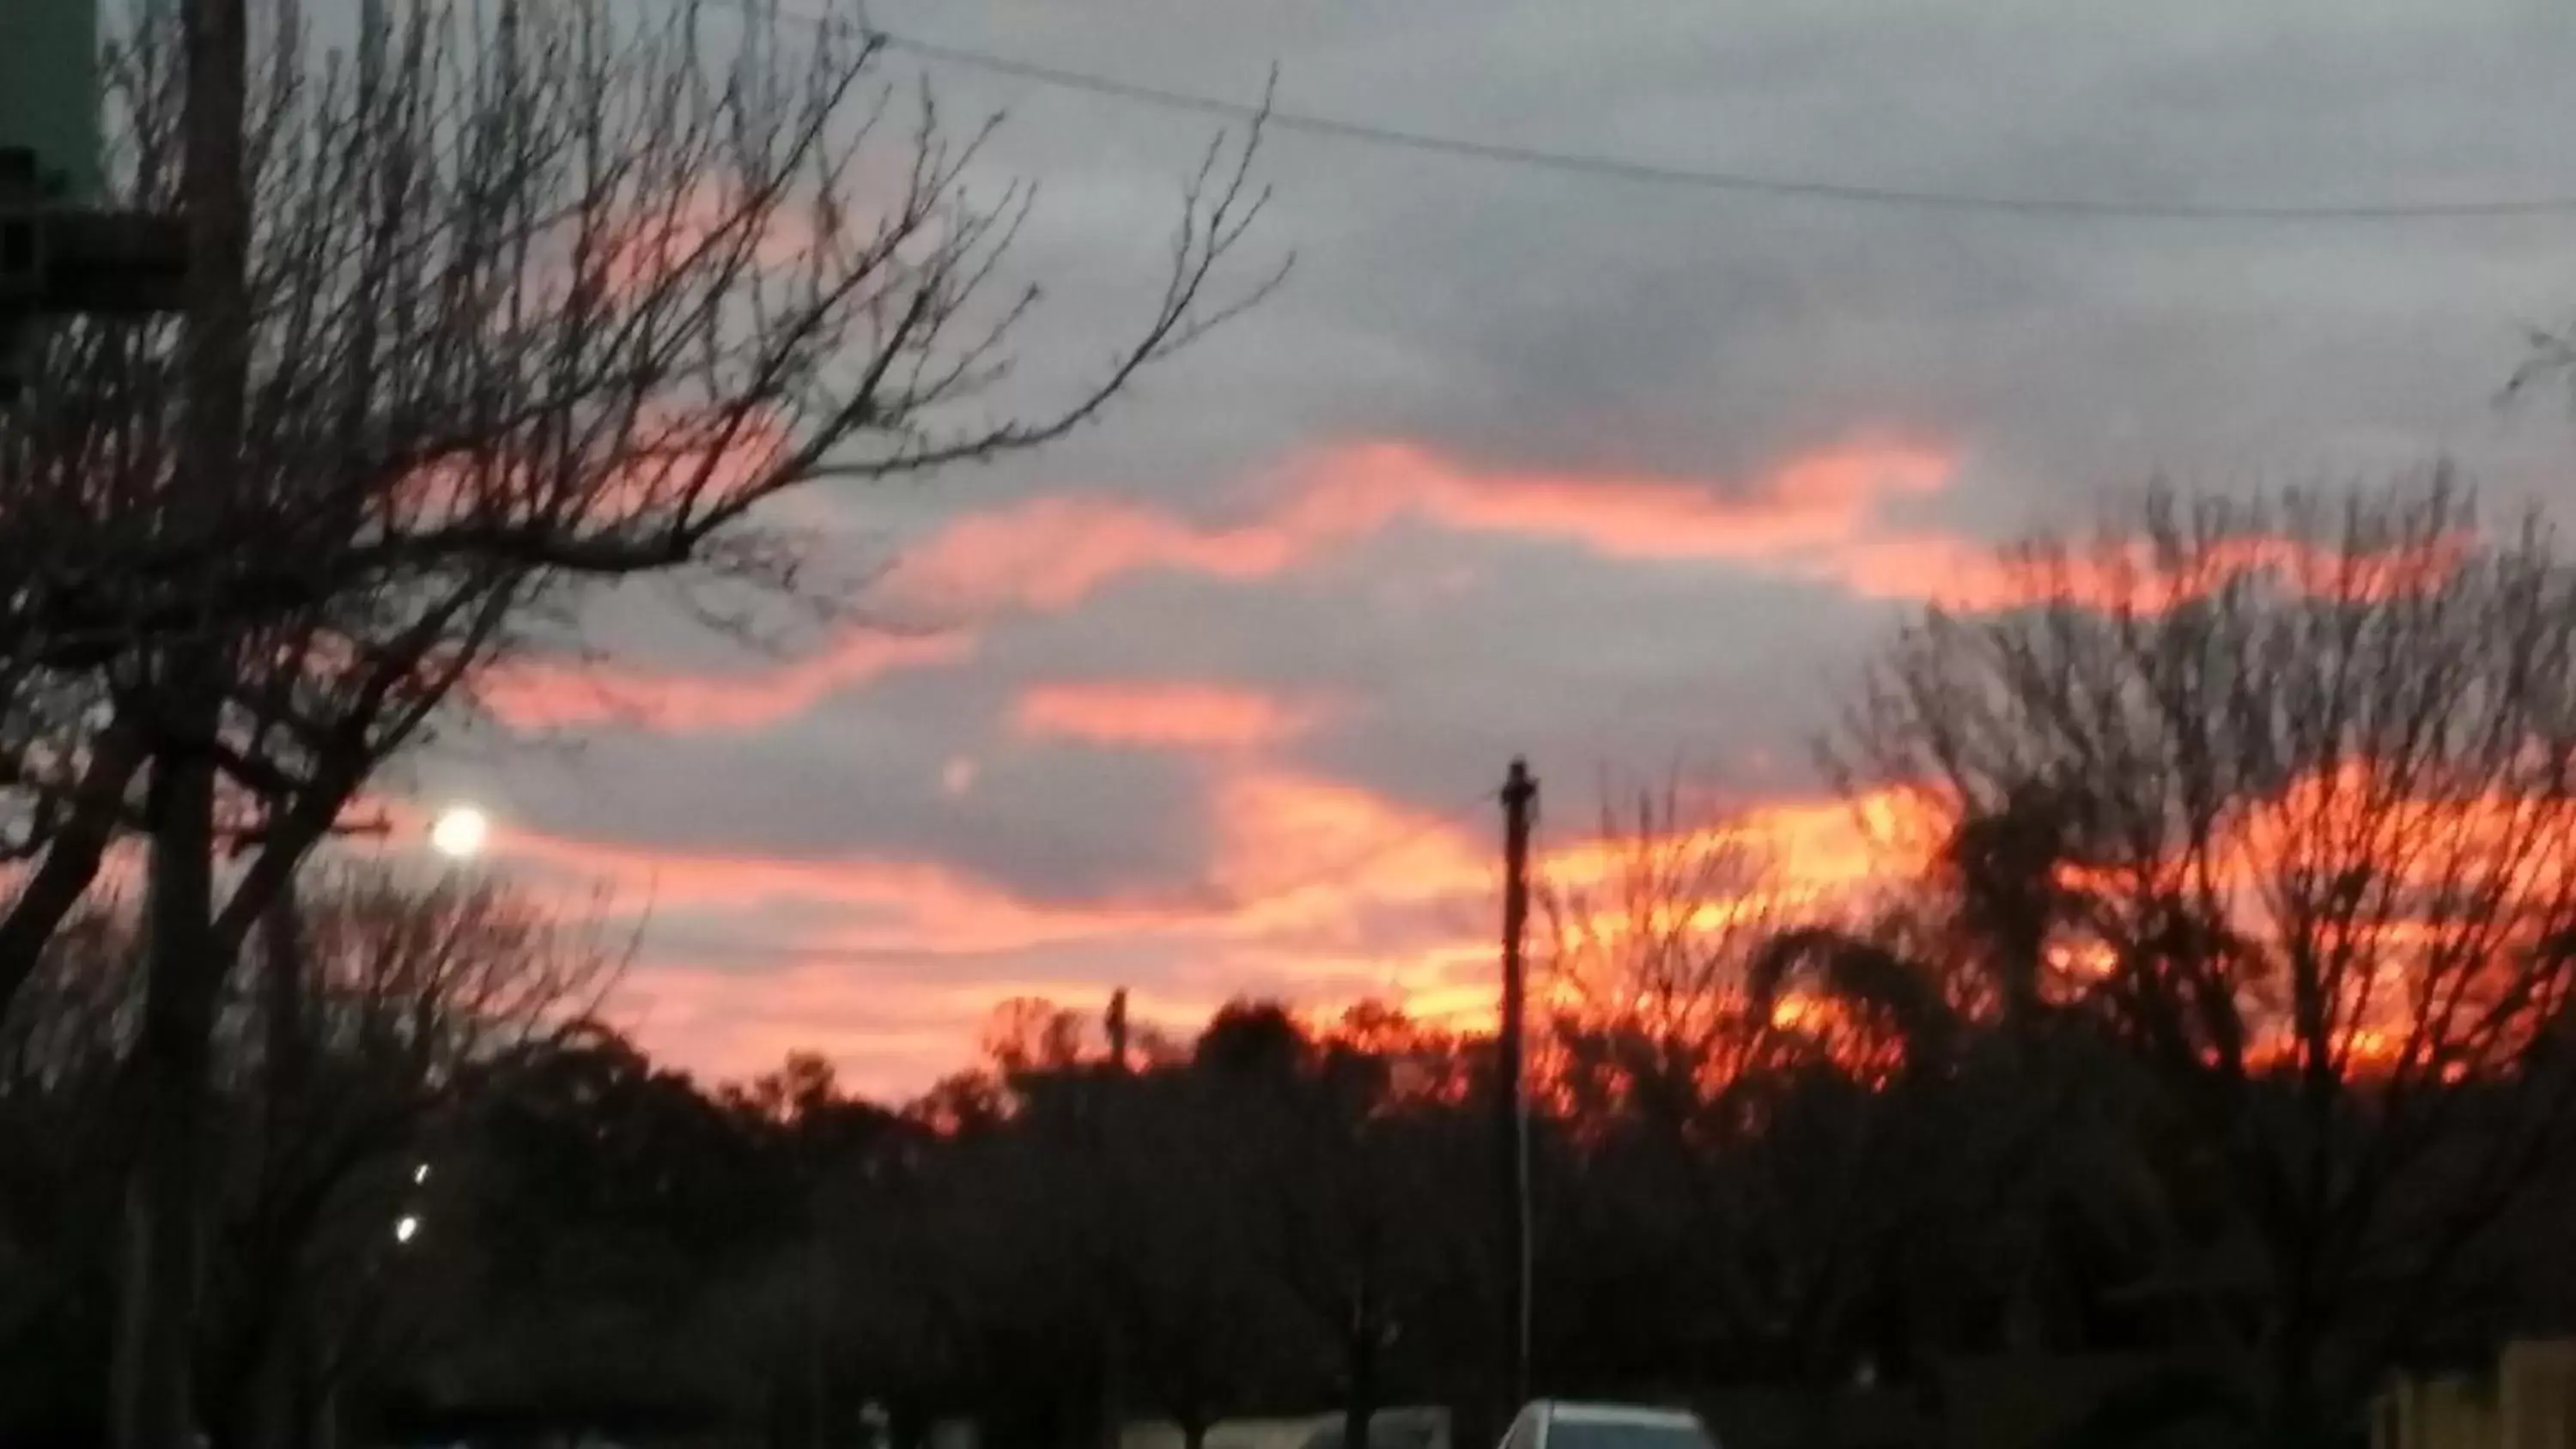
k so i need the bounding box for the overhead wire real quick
[701,0,2576,224]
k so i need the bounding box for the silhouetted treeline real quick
[15,485,2576,1449]
[13,955,2576,1449]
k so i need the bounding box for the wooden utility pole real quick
[1098,985,1133,1449]
[114,0,248,1444]
[1496,758,1538,1413]
[256,881,317,1449]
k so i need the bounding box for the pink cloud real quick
[1203,767,1491,912]
[881,494,1309,615]
[1815,529,2470,613]
[417,434,1951,750]
[883,436,1961,616]
[1013,682,1331,750]
[613,960,1243,1094]
[1285,439,1954,561]
[878,433,2463,627]
[392,408,793,543]
[476,627,973,733]
[487,819,1212,955]
[598,178,826,300]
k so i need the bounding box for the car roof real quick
[1539,1403,1702,1428]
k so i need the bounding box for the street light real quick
[428,805,489,862]
[392,1215,421,1246]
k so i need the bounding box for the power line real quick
[720,3,2576,223]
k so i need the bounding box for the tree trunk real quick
[252,1332,306,1449]
[809,1231,830,1449]
[2269,1319,2330,1449]
[0,728,143,1021]
[242,1268,313,1449]
[1344,1313,1378,1449]
[1793,1380,1837,1449]
[1097,1329,1126,1449]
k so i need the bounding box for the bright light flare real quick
[393,1215,422,1245]
[428,806,489,861]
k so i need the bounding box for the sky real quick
[406,0,2576,1097]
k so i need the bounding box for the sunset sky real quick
[404,0,2576,1095]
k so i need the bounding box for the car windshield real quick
[1551,1421,1713,1449]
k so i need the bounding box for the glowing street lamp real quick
[428,805,489,862]
[393,1215,421,1246]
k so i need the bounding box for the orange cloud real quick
[1013,682,1330,750]
[886,433,2481,631]
[426,704,2572,1094]
[1540,786,1930,905]
[477,627,973,733]
[884,495,1304,615]
[616,959,1249,1093]
[2012,759,2576,1076]
[1286,439,1953,561]
[456,762,1947,1088]
[391,407,793,543]
[489,822,1194,955]
[611,958,1030,1094]
[447,765,1507,1070]
[2056,759,2576,911]
[1204,768,1490,914]
[1818,530,2470,614]
[884,436,1959,617]
[488,767,1500,960]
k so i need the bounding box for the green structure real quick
[0,0,100,198]
[0,0,183,403]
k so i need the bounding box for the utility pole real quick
[115,0,248,1445]
[1496,758,1538,1413]
[1098,986,1133,1449]
[258,880,315,1449]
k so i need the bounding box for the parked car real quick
[1298,1406,1453,1449]
[1498,1402,1717,1449]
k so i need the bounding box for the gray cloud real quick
[422,0,2576,1084]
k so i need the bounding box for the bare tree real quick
[0,869,611,1449]
[1540,788,1982,1426]
[1834,478,2576,1446]
[0,906,140,1437]
[0,1,1274,1440]
[1545,786,1794,1112]
[0,0,1278,1014]
[203,869,617,1449]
